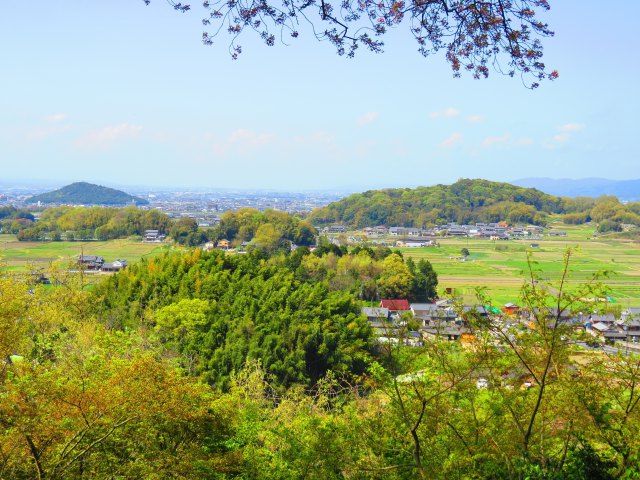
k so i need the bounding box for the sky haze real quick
[1,1,638,190]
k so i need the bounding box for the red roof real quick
[380,299,411,311]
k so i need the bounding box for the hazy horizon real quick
[2,176,639,197]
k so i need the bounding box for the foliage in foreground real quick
[2,249,640,478]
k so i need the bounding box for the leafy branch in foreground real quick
[148,0,557,87]
[470,248,611,468]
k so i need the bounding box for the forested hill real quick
[27,182,149,206]
[308,178,567,227]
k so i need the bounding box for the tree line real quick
[562,195,640,233]
[168,208,317,248]
[0,206,35,234]
[9,204,317,250]
[12,206,171,242]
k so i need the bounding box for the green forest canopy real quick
[308,178,640,229]
[27,181,148,206]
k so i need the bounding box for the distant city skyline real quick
[1,2,638,190]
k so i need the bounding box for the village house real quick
[396,239,434,248]
[101,260,129,272]
[216,239,231,250]
[446,226,468,236]
[405,331,423,347]
[77,254,104,270]
[143,229,165,242]
[461,305,489,321]
[380,299,411,313]
[77,254,128,273]
[363,307,390,322]
[422,324,473,342]
[621,318,640,342]
[411,302,457,326]
[502,303,520,315]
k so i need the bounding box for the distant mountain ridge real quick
[512,178,640,201]
[27,182,148,206]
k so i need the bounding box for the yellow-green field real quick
[399,223,640,307]
[0,234,171,272]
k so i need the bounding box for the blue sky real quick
[1,1,638,191]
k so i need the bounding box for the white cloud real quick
[431,107,459,119]
[544,123,586,149]
[73,123,143,150]
[45,113,67,122]
[482,133,511,147]
[440,132,463,148]
[553,133,570,144]
[23,114,73,140]
[356,111,379,127]
[228,128,274,146]
[558,123,585,133]
[466,114,484,123]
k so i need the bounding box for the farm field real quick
[399,223,640,307]
[0,234,171,272]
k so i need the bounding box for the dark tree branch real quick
[144,0,556,87]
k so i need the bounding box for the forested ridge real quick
[308,179,640,230]
[3,244,640,478]
[27,182,148,206]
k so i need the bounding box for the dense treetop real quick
[308,178,640,229]
[308,178,564,227]
[93,248,375,388]
[27,182,149,206]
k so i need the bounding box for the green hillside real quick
[309,178,565,227]
[27,182,148,206]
